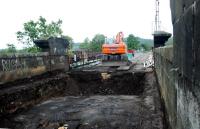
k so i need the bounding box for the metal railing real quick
[68,51,101,69]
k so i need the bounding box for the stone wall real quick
[155,45,200,129]
[0,53,69,84]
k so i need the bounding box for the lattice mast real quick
[155,0,161,31]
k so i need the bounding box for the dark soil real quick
[0,68,164,129]
[69,70,145,95]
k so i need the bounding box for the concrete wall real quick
[155,0,200,128]
[170,0,200,128]
[154,44,200,129]
[154,46,177,128]
[0,53,69,84]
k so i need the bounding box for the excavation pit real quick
[67,70,146,96]
[0,69,164,129]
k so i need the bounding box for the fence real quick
[69,51,101,68]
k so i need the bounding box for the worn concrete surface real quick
[0,53,69,84]
[154,46,176,129]
[154,0,200,129]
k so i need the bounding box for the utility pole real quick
[155,0,160,31]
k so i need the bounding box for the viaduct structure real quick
[0,0,200,129]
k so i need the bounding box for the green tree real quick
[0,44,17,54]
[16,16,63,47]
[6,44,17,53]
[90,34,105,52]
[79,38,91,50]
[141,44,149,51]
[127,34,140,50]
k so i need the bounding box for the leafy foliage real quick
[126,34,140,50]
[140,44,149,51]
[72,34,153,52]
[6,44,17,53]
[137,37,153,51]
[137,37,153,46]
[0,44,17,54]
[16,16,63,47]
[15,16,74,53]
[78,34,105,52]
[22,46,42,53]
[79,38,91,50]
[90,34,105,52]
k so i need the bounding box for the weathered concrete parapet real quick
[155,45,200,129]
[154,45,173,61]
[34,37,69,55]
[0,53,69,84]
[0,53,47,84]
[154,46,177,129]
[0,38,70,84]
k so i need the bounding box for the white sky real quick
[0,0,172,49]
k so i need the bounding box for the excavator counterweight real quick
[100,32,133,69]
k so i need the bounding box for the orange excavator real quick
[101,32,131,68]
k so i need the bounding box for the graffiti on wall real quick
[1,59,27,71]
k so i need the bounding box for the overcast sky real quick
[0,0,172,49]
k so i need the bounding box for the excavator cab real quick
[105,37,114,44]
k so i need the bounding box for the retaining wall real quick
[154,45,200,129]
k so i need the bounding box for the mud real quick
[0,68,164,129]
